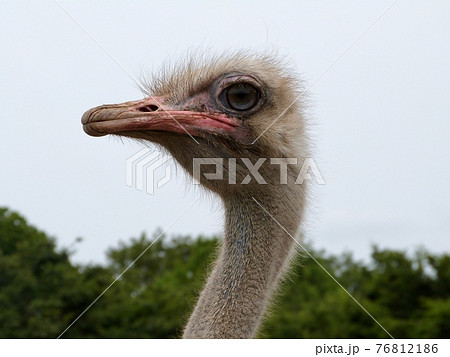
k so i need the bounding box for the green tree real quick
[1,206,449,338]
[0,208,85,337]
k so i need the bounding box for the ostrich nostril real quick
[138,104,159,112]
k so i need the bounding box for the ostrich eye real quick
[220,83,260,111]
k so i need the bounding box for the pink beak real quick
[82,96,250,142]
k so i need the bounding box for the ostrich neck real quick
[183,186,304,338]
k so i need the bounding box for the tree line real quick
[0,207,448,338]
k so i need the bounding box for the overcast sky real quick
[1,0,449,265]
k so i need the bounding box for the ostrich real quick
[82,53,308,338]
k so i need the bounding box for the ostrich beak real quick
[81,96,249,141]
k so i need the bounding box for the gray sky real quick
[1,0,449,265]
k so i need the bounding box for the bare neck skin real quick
[183,185,305,338]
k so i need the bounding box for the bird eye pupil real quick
[224,83,259,111]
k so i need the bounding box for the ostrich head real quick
[82,53,308,197]
[82,52,310,338]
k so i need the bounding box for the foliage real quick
[0,207,449,338]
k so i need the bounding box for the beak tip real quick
[81,108,95,125]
